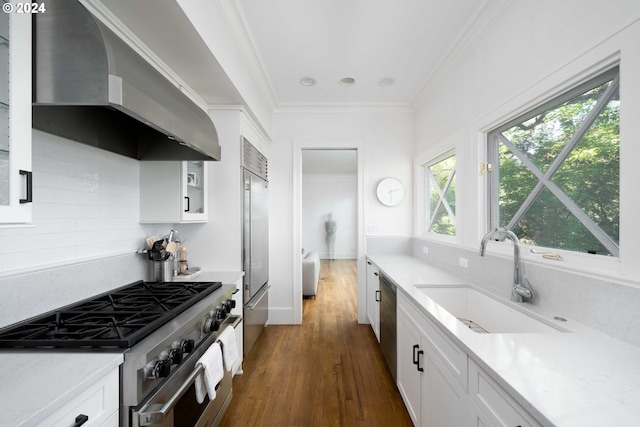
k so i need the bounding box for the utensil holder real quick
[151,260,173,282]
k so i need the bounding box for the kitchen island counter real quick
[368,253,640,426]
[0,351,123,426]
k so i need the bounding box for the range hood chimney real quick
[32,0,221,161]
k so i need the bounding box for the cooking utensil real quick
[165,241,177,254]
[145,236,155,250]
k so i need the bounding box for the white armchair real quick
[302,252,320,298]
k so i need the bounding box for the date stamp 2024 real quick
[3,2,47,14]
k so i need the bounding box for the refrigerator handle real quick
[246,285,270,310]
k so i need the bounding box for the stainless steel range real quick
[0,280,240,427]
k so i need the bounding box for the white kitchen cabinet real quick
[366,258,380,341]
[140,160,209,223]
[397,302,422,425]
[397,292,467,427]
[37,367,119,427]
[0,7,32,224]
[468,359,541,427]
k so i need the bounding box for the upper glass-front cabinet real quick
[182,161,208,222]
[0,6,32,224]
[140,161,209,224]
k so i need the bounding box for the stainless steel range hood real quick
[32,0,221,161]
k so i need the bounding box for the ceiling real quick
[238,0,488,104]
[90,0,490,108]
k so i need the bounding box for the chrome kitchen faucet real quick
[479,228,535,303]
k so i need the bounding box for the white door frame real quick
[292,140,366,324]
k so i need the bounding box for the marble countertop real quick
[368,254,640,426]
[0,351,123,426]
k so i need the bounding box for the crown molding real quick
[214,0,279,109]
[411,0,515,107]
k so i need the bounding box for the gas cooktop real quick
[0,281,222,349]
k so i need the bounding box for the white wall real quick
[411,0,640,344]
[268,108,414,324]
[0,131,148,274]
[302,173,357,259]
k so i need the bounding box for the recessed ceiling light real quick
[299,77,316,87]
[378,77,395,86]
[339,77,356,86]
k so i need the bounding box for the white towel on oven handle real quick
[216,325,240,372]
[194,342,224,404]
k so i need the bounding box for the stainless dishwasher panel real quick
[379,273,397,383]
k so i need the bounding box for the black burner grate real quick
[0,281,222,348]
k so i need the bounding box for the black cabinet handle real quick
[373,272,379,276]
[417,350,424,372]
[19,170,32,204]
[412,344,420,365]
[375,290,381,302]
[72,414,89,427]
[367,261,372,265]
[184,196,190,212]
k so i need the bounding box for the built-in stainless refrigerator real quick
[242,139,269,357]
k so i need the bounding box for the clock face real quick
[376,177,405,206]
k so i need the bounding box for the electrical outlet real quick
[459,257,468,268]
[423,246,429,255]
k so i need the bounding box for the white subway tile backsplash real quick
[0,131,147,276]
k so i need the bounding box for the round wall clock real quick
[376,177,405,207]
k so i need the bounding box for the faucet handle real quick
[514,277,535,300]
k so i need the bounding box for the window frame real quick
[486,66,620,258]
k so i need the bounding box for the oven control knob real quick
[148,359,171,379]
[222,299,235,313]
[214,307,226,319]
[203,318,221,333]
[167,348,183,365]
[178,339,195,354]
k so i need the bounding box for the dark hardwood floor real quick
[219,259,412,427]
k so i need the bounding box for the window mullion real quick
[498,134,544,228]
[427,171,443,230]
[545,74,620,178]
[541,180,620,256]
[441,169,456,226]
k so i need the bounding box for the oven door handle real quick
[137,364,205,426]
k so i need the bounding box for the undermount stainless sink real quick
[416,285,570,334]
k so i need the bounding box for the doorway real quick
[292,141,366,325]
[301,149,357,261]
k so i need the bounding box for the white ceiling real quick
[90,0,489,107]
[237,0,488,104]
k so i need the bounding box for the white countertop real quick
[368,254,640,427]
[172,270,244,284]
[0,351,123,426]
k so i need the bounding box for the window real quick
[424,152,456,236]
[487,67,620,256]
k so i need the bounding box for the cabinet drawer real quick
[468,360,541,427]
[399,292,467,390]
[38,368,119,427]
